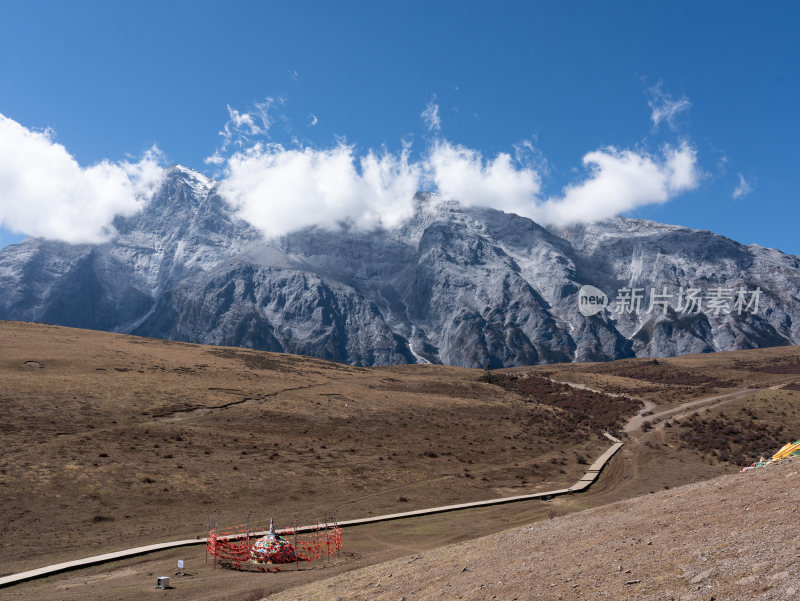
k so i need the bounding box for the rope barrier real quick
[206,521,343,571]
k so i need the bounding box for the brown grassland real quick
[1,321,799,600]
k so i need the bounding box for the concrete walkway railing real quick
[0,432,623,589]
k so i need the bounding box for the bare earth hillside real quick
[2,321,800,600]
[266,458,800,601]
[0,321,615,578]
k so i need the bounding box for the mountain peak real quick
[1,177,798,367]
[166,164,216,197]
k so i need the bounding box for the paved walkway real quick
[0,433,624,589]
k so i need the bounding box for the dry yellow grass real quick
[3,321,799,600]
[0,321,605,576]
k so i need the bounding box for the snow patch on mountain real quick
[0,165,797,367]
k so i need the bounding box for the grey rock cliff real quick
[1,165,797,367]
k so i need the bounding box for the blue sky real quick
[0,1,798,252]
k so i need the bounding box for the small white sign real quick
[177,560,184,569]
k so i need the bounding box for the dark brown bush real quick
[485,374,642,433]
[677,413,785,466]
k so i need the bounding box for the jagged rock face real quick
[136,263,413,366]
[1,165,798,367]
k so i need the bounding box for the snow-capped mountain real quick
[1,165,798,367]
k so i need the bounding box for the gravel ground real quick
[266,457,800,601]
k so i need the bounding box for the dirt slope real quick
[266,458,800,601]
[0,321,612,575]
[3,321,800,600]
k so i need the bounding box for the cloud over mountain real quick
[219,143,420,237]
[215,132,699,237]
[0,96,700,243]
[531,143,699,225]
[0,113,164,243]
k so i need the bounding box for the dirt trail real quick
[546,377,631,397]
[153,383,323,421]
[0,428,624,591]
[625,388,754,434]
[547,376,659,432]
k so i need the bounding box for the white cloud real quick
[206,98,278,165]
[226,106,263,136]
[0,113,165,243]
[426,141,541,216]
[421,98,441,133]
[733,173,753,199]
[208,96,701,239]
[218,143,420,237]
[213,135,699,237]
[532,143,699,225]
[0,94,704,246]
[309,114,319,127]
[513,138,550,178]
[648,83,691,130]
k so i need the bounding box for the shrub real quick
[485,374,643,432]
[677,413,785,465]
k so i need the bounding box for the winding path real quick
[0,380,757,588]
[0,433,623,589]
[625,388,753,434]
[4,385,754,589]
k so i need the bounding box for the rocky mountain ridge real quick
[1,165,797,367]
